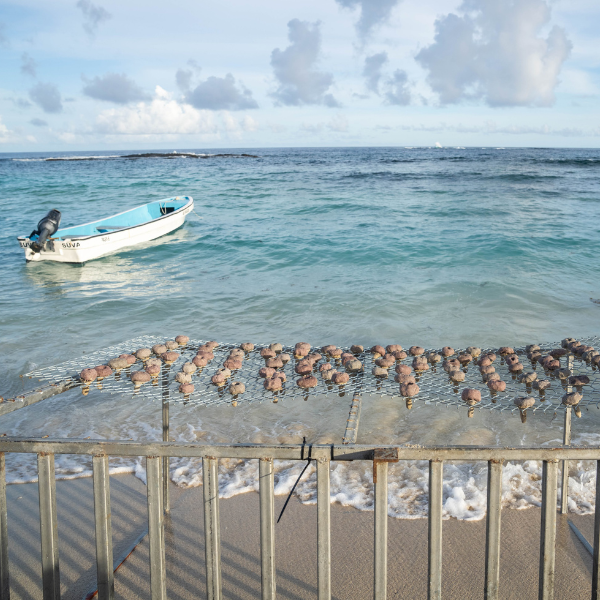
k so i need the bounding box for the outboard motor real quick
[30,209,61,253]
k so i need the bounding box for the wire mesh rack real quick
[22,335,600,419]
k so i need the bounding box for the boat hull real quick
[19,198,193,263]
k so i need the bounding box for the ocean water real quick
[1,146,600,519]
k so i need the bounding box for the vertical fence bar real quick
[561,355,574,514]
[373,461,389,600]
[203,457,222,600]
[592,461,600,599]
[93,454,114,600]
[259,458,276,600]
[428,460,443,600]
[317,458,331,600]
[161,368,170,514]
[146,456,167,600]
[539,460,558,600]
[484,460,503,600]
[38,452,60,600]
[0,453,9,600]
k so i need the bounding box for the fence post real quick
[162,367,170,514]
[374,461,388,600]
[38,452,60,600]
[561,356,573,515]
[259,458,276,600]
[592,460,600,599]
[428,460,443,600]
[317,458,331,600]
[203,457,222,600]
[539,459,558,600]
[93,454,114,600]
[147,456,167,600]
[0,453,9,600]
[484,460,503,600]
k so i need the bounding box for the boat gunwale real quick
[16,196,193,243]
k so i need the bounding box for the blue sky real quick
[1,0,599,151]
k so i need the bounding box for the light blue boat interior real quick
[31,197,190,240]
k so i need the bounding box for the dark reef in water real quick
[45,152,259,161]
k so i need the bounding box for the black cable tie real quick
[277,437,312,524]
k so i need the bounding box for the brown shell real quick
[145,364,161,376]
[371,345,386,356]
[295,361,313,375]
[264,377,282,391]
[175,335,189,345]
[386,344,402,353]
[131,371,151,384]
[461,388,481,403]
[395,364,412,375]
[498,347,515,355]
[319,362,333,372]
[449,370,465,382]
[196,350,214,361]
[229,382,246,395]
[161,351,179,363]
[395,374,416,385]
[376,357,395,368]
[223,358,243,370]
[409,346,424,356]
[259,367,276,379]
[332,372,350,385]
[260,348,276,359]
[179,383,194,394]
[95,365,113,378]
[240,342,255,352]
[265,357,283,369]
[136,348,152,360]
[80,368,98,383]
[192,355,208,368]
[165,341,179,350]
[351,344,364,354]
[487,379,506,392]
[297,375,318,389]
[400,383,419,397]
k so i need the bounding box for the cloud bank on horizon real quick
[0,0,598,150]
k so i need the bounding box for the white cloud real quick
[336,0,402,41]
[0,117,12,142]
[76,0,111,37]
[415,0,572,107]
[95,87,218,135]
[270,19,339,107]
[21,53,37,77]
[29,82,63,113]
[384,69,411,105]
[363,52,388,94]
[184,73,258,110]
[82,73,150,104]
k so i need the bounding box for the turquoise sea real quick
[1,146,600,518]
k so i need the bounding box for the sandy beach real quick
[4,472,595,599]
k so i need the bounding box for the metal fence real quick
[0,439,599,600]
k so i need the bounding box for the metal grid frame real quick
[23,335,600,416]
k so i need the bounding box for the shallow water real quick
[1,146,600,518]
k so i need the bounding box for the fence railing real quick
[0,438,599,600]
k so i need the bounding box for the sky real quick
[1,0,599,151]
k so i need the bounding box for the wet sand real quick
[4,473,595,599]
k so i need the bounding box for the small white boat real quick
[18,196,193,263]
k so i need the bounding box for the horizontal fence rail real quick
[0,439,600,599]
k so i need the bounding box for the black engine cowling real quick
[30,209,61,253]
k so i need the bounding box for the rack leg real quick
[162,367,170,514]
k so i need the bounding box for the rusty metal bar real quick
[146,456,167,600]
[0,380,76,417]
[0,453,8,600]
[4,438,600,462]
[93,454,114,600]
[484,460,502,600]
[342,393,362,444]
[317,458,331,600]
[38,452,60,600]
[259,458,276,600]
[203,457,221,600]
[428,460,443,600]
[539,460,558,600]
